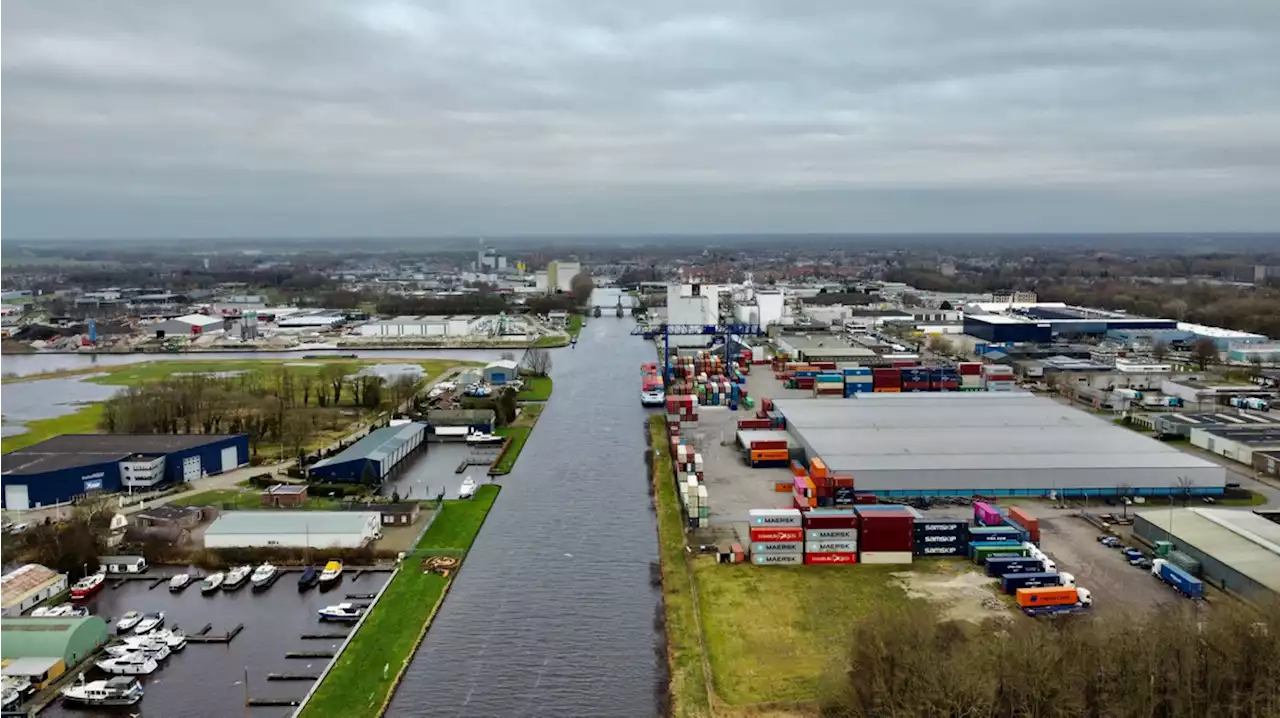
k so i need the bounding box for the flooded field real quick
[41,569,390,718]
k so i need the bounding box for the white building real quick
[275,313,345,329]
[204,511,383,549]
[1,564,68,617]
[547,260,582,294]
[667,283,721,347]
[733,289,786,328]
[357,315,479,337]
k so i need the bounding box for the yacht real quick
[147,628,187,650]
[200,572,225,593]
[61,676,144,707]
[640,388,666,407]
[106,639,170,662]
[95,652,158,676]
[115,611,143,632]
[70,572,106,601]
[297,566,319,591]
[133,612,165,634]
[459,477,478,500]
[250,563,277,589]
[223,565,252,590]
[318,560,343,588]
[317,602,364,622]
[2,677,31,711]
[465,431,504,446]
[168,573,192,592]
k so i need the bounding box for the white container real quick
[804,528,858,541]
[752,541,804,553]
[806,540,858,553]
[859,551,914,565]
[749,508,804,527]
[752,552,803,566]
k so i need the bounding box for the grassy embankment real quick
[568,313,584,337]
[298,484,500,718]
[651,415,927,714]
[0,358,469,454]
[515,375,553,401]
[490,403,543,475]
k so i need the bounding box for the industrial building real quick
[1190,427,1280,466]
[1134,508,1280,602]
[357,315,480,337]
[1,616,110,672]
[546,260,582,294]
[275,312,346,329]
[308,422,425,483]
[1,565,68,617]
[1,434,249,510]
[147,313,226,338]
[963,314,1053,344]
[665,283,722,348]
[1131,412,1279,440]
[483,359,520,385]
[425,409,496,437]
[774,333,878,364]
[204,511,382,548]
[772,392,1225,497]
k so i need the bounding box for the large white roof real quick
[175,313,224,327]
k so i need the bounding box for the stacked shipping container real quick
[958,362,983,391]
[872,367,901,392]
[804,509,859,564]
[843,367,873,397]
[856,505,913,563]
[973,501,1002,526]
[982,364,1016,391]
[750,509,804,565]
[912,519,969,557]
[665,395,698,424]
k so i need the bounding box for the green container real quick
[743,397,756,409]
[1168,550,1201,576]
[1154,540,1173,557]
[972,546,1031,564]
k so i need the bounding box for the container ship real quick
[640,362,665,406]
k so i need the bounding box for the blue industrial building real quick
[308,422,426,483]
[482,359,520,385]
[963,315,1052,344]
[1,434,249,511]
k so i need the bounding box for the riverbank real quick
[0,339,570,356]
[491,403,544,475]
[297,483,500,718]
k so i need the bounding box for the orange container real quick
[774,482,793,492]
[809,457,828,479]
[874,387,902,393]
[789,461,808,477]
[750,449,789,462]
[1015,586,1078,608]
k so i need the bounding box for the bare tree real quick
[522,347,553,377]
[321,363,349,405]
[1151,340,1169,363]
[926,335,953,357]
[1190,338,1219,370]
[1163,298,1189,321]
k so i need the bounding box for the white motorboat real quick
[317,602,364,622]
[95,652,158,676]
[106,638,170,661]
[147,628,187,650]
[115,611,143,632]
[200,572,225,593]
[223,565,252,590]
[640,389,666,407]
[250,563,277,588]
[2,677,31,711]
[168,573,191,592]
[459,477,478,500]
[133,612,165,634]
[61,676,144,706]
[318,560,343,587]
[465,431,504,446]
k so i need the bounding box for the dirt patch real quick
[893,565,1013,624]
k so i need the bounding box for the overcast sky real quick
[4,1,1279,239]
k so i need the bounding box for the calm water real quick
[386,316,662,717]
[41,571,390,718]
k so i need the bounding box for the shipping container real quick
[971,545,1031,563]
[805,552,858,565]
[984,557,1045,577]
[752,541,806,553]
[1015,586,1079,608]
[913,532,965,551]
[749,508,803,527]
[914,543,965,557]
[973,501,1002,526]
[1000,572,1064,594]
[806,540,858,553]
[858,513,914,552]
[749,527,804,543]
[1152,559,1203,599]
[805,528,858,541]
[967,539,1022,554]
[968,526,1022,540]
[913,519,969,535]
[858,551,913,565]
[752,552,803,566]
[1008,507,1041,542]
[833,486,855,506]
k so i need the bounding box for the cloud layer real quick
[4,0,1279,238]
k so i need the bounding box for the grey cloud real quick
[3,0,1279,238]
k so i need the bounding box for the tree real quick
[570,271,594,307]
[494,387,519,426]
[926,335,953,357]
[387,375,419,411]
[321,364,349,406]
[1190,338,1219,370]
[938,300,954,311]
[522,347,553,377]
[1151,340,1169,363]
[1163,298,1189,321]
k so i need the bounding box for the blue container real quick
[1156,562,1203,599]
[816,375,843,383]
[843,367,872,376]
[1000,572,1063,594]
[985,556,1045,577]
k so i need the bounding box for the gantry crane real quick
[631,323,766,387]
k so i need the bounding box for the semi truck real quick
[1022,542,1057,572]
[985,556,1045,577]
[1002,571,1074,594]
[1016,585,1093,616]
[971,544,1031,564]
[1229,396,1271,411]
[1151,558,1204,599]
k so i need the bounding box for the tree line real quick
[821,600,1280,718]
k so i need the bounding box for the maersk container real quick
[1001,572,1064,594]
[806,540,858,553]
[752,541,807,553]
[1153,559,1203,599]
[805,528,858,541]
[984,557,1045,577]
[752,552,803,566]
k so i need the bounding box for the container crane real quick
[630,323,765,387]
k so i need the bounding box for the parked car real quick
[1097,535,1121,548]
[1122,548,1143,563]
[1134,558,1154,570]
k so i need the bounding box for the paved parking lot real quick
[1038,514,1185,616]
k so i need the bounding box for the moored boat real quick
[317,602,364,622]
[147,628,187,650]
[95,652,158,676]
[318,560,343,588]
[297,566,319,591]
[168,574,191,592]
[459,477,478,500]
[250,563,277,589]
[106,638,170,662]
[70,572,106,601]
[200,572,225,593]
[223,565,252,590]
[465,431,504,445]
[60,676,144,706]
[115,611,143,632]
[133,612,164,634]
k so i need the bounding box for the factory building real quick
[308,422,425,483]
[357,315,479,337]
[1190,427,1280,466]
[1,565,68,617]
[773,392,1225,497]
[773,334,878,364]
[147,313,226,338]
[203,511,383,549]
[1,434,249,510]
[1,617,110,686]
[666,283,722,348]
[546,260,582,294]
[1130,412,1279,440]
[1175,322,1270,349]
[963,314,1053,344]
[275,312,346,329]
[1134,508,1280,602]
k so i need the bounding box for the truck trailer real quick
[985,556,1046,577]
[1000,572,1065,594]
[1016,586,1093,616]
[1151,558,1204,599]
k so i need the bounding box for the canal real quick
[386,313,662,717]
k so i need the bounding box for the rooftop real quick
[1196,427,1280,444]
[174,313,224,327]
[205,511,380,536]
[1176,322,1268,340]
[1,434,244,476]
[1136,507,1280,595]
[310,423,424,471]
[1,565,64,610]
[1157,413,1278,428]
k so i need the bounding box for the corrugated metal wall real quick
[1133,514,1270,602]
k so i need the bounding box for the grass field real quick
[516,376,553,401]
[492,427,530,474]
[567,313,584,337]
[649,415,712,718]
[1217,490,1270,507]
[298,484,499,718]
[1,404,104,454]
[2,358,471,386]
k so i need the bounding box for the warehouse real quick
[204,511,382,548]
[147,313,226,338]
[1,565,68,617]
[1131,412,1279,439]
[308,422,425,483]
[357,315,479,337]
[773,333,878,363]
[1,434,249,510]
[483,359,520,385]
[1134,508,1280,602]
[963,314,1052,344]
[1,616,109,669]
[773,392,1225,497]
[1190,427,1280,466]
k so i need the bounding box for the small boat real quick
[106,639,170,661]
[317,602,364,622]
[318,560,343,588]
[61,676,144,706]
[70,572,106,601]
[32,605,74,617]
[465,431,504,446]
[640,389,666,407]
[147,628,187,650]
[200,572,225,593]
[64,605,90,617]
[115,611,143,632]
[298,566,319,591]
[168,573,191,592]
[223,565,252,590]
[133,612,164,634]
[250,563,277,589]
[459,477,478,500]
[95,652,158,676]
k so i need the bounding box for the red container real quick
[958,362,982,376]
[1010,507,1041,542]
[749,440,788,451]
[751,527,804,542]
[871,368,901,388]
[796,378,815,389]
[858,514,914,552]
[805,552,858,565]
[855,494,878,504]
[803,514,859,529]
[812,362,838,370]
